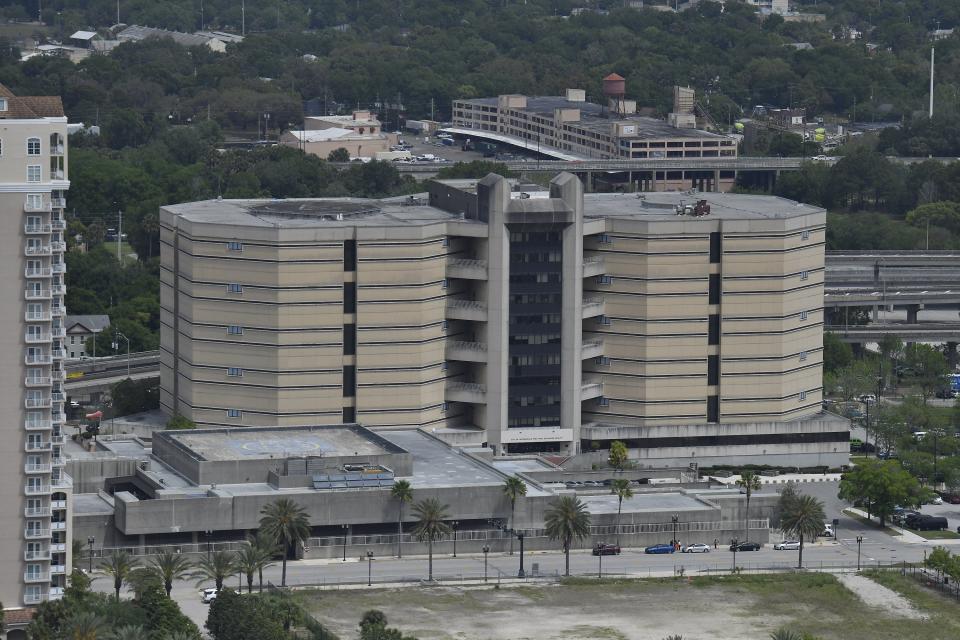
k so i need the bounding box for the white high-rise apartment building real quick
[0,84,72,613]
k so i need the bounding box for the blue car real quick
[644,543,675,554]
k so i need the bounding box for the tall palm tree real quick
[769,630,803,640]
[148,550,193,597]
[503,475,527,555]
[125,566,162,600]
[259,497,312,587]
[736,471,763,543]
[391,479,414,558]
[235,541,272,594]
[610,478,634,547]
[780,494,826,569]
[64,612,107,640]
[191,550,236,591]
[412,497,452,581]
[100,550,136,600]
[251,530,279,593]
[544,495,592,576]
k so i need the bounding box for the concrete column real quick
[906,305,920,324]
[713,169,720,192]
[476,174,512,453]
[872,305,879,322]
[138,534,146,550]
[585,171,594,193]
[553,173,584,455]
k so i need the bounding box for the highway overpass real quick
[65,351,160,397]
[826,323,960,343]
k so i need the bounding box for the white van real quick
[820,523,834,538]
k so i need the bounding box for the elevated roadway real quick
[825,323,960,343]
[65,351,161,396]
[824,251,960,309]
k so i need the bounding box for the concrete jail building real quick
[159,173,848,468]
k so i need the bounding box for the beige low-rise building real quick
[0,83,72,621]
[160,174,846,468]
[281,110,397,160]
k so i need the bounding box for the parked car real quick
[645,543,675,554]
[730,542,761,551]
[820,524,835,538]
[592,543,621,556]
[201,588,218,604]
[928,495,944,505]
[682,543,710,553]
[774,540,801,550]
[906,515,948,531]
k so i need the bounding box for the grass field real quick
[105,241,138,264]
[904,529,960,540]
[295,572,960,640]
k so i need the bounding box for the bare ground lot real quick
[296,573,960,640]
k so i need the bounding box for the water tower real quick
[602,73,626,116]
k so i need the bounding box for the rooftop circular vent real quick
[249,200,381,222]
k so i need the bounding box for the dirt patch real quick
[839,573,929,620]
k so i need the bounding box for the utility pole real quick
[117,210,122,262]
[201,0,204,30]
[117,0,120,25]
[242,0,246,36]
[929,46,935,118]
[430,98,435,121]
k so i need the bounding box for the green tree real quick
[250,530,279,593]
[904,343,950,401]
[191,551,236,592]
[502,475,527,555]
[234,542,272,594]
[435,160,515,179]
[736,471,763,543]
[125,566,163,600]
[772,482,800,529]
[101,550,137,600]
[835,361,875,402]
[906,201,960,236]
[137,585,201,640]
[878,334,904,392]
[608,440,628,471]
[839,458,922,526]
[769,630,804,640]
[327,147,351,162]
[779,494,826,569]
[147,550,193,597]
[205,590,288,640]
[544,495,592,576]
[412,498,452,581]
[390,479,413,558]
[610,478,634,547]
[822,332,853,374]
[258,497,311,587]
[64,611,108,640]
[108,625,147,640]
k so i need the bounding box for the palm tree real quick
[544,495,592,576]
[100,550,136,600]
[148,550,193,597]
[503,475,527,555]
[736,471,763,543]
[610,478,634,547]
[259,497,312,587]
[64,612,107,640]
[125,566,162,600]
[412,497,452,581]
[235,541,273,594]
[192,550,236,591]
[769,630,803,640]
[251,530,279,593]
[391,479,414,558]
[108,625,147,640]
[780,494,826,569]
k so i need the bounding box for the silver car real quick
[682,543,711,553]
[774,540,801,550]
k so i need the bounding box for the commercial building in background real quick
[280,110,397,160]
[160,173,846,468]
[450,80,737,165]
[0,83,72,615]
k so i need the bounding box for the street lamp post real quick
[517,532,526,578]
[451,520,459,558]
[366,551,374,586]
[856,535,864,571]
[112,331,130,378]
[598,542,603,578]
[731,537,739,573]
[483,545,490,583]
[671,513,680,550]
[341,524,349,562]
[87,536,95,574]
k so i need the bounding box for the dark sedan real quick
[730,542,761,551]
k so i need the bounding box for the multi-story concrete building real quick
[0,83,72,614]
[160,173,847,468]
[451,89,737,163]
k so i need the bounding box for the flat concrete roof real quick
[492,458,557,474]
[164,197,464,229]
[581,491,709,515]
[73,493,115,515]
[584,191,825,221]
[164,425,393,462]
